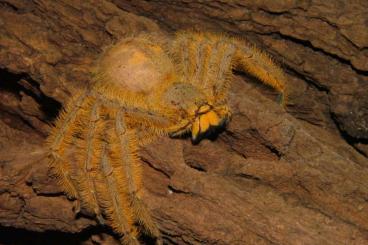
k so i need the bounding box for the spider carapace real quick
[46,31,286,244]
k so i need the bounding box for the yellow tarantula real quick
[46,31,286,244]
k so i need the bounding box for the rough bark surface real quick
[0,0,367,244]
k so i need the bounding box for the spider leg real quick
[47,90,89,199]
[204,38,236,104]
[172,32,237,104]
[232,38,287,105]
[173,32,286,106]
[95,140,140,245]
[113,109,162,243]
[71,98,104,220]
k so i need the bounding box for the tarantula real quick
[46,31,286,244]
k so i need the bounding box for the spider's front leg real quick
[231,38,287,105]
[171,31,287,107]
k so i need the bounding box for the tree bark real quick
[0,0,367,244]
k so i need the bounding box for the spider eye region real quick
[163,83,206,109]
[164,83,230,143]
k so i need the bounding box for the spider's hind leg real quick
[46,90,90,200]
[71,98,105,220]
[113,109,162,244]
[92,112,140,245]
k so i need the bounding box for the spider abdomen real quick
[95,36,176,94]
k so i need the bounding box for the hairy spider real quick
[46,31,286,244]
